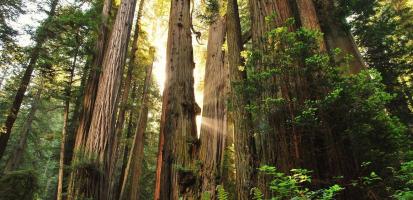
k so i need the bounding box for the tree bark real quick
[0,0,59,161]
[246,0,363,197]
[154,0,200,198]
[295,0,326,50]
[67,0,112,197]
[198,16,228,199]
[227,0,257,199]
[114,0,145,142]
[67,0,138,198]
[72,0,112,154]
[112,0,146,196]
[315,0,366,74]
[248,2,296,187]
[119,48,155,200]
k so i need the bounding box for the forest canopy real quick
[0,0,412,199]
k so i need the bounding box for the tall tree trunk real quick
[112,0,146,196]
[68,0,138,198]
[198,16,228,199]
[246,0,324,197]
[3,87,42,172]
[114,0,145,142]
[226,0,257,199]
[154,0,200,198]
[247,0,363,197]
[67,0,112,197]
[295,0,325,50]
[119,48,155,200]
[248,0,296,177]
[0,0,59,161]
[72,0,112,154]
[315,0,366,74]
[57,45,78,200]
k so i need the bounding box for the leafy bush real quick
[392,161,413,199]
[251,166,343,200]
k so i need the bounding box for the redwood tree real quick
[154,0,200,198]
[67,0,138,198]
[198,14,228,199]
[245,0,366,197]
[227,0,257,198]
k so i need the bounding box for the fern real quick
[251,187,264,200]
[217,185,229,200]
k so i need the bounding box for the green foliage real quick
[254,166,343,200]
[392,161,413,199]
[198,0,221,24]
[201,191,211,200]
[236,15,411,198]
[295,69,409,174]
[350,0,413,125]
[217,185,229,200]
[233,18,328,135]
[0,170,39,200]
[251,187,264,200]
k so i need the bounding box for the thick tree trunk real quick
[67,0,138,198]
[246,0,363,197]
[3,87,42,172]
[119,48,155,200]
[198,16,228,199]
[67,0,112,197]
[115,0,145,142]
[72,0,112,153]
[248,4,296,194]
[315,0,365,74]
[226,0,257,199]
[0,0,59,161]
[295,0,326,50]
[154,0,200,198]
[112,1,146,196]
[57,46,78,200]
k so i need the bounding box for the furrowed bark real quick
[67,0,112,197]
[112,1,146,197]
[246,0,363,197]
[199,16,228,199]
[295,0,326,50]
[64,58,91,172]
[68,0,138,198]
[227,0,257,199]
[71,0,112,153]
[154,0,200,198]
[114,0,145,162]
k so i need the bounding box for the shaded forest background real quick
[0,0,412,199]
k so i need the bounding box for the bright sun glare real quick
[144,5,206,134]
[14,0,206,134]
